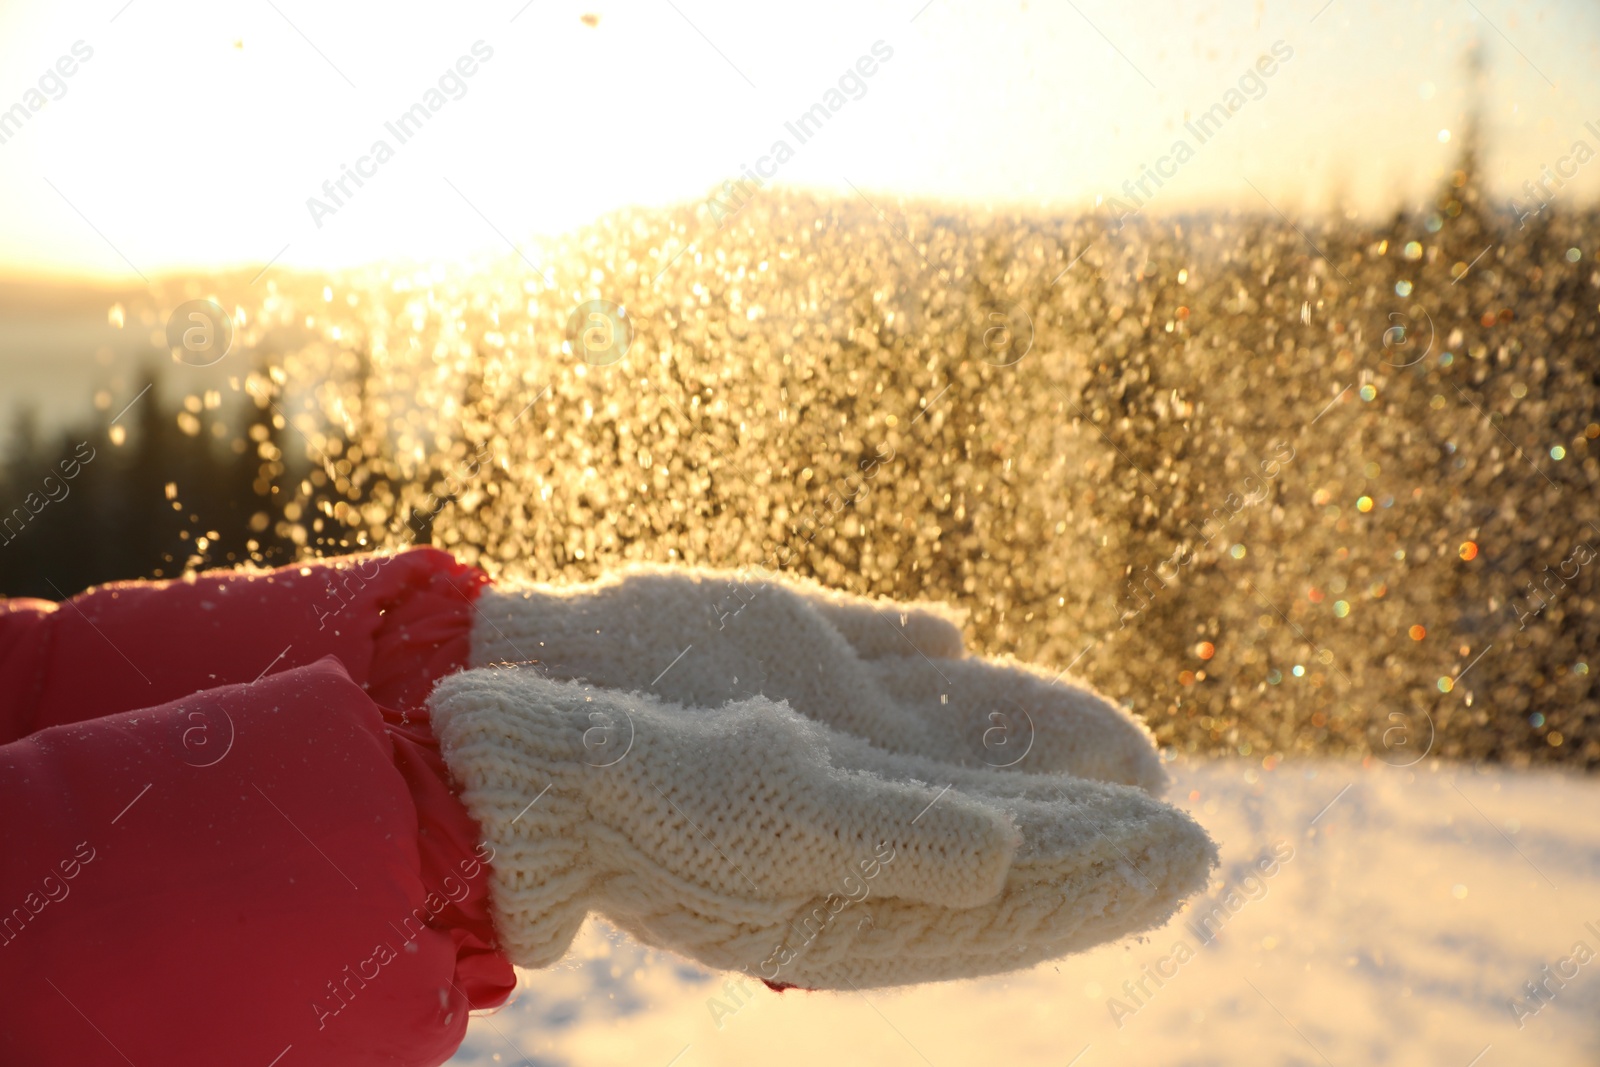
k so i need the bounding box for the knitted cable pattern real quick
[429,666,1215,989]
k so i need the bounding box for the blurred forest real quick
[1,371,293,598]
[0,355,444,599]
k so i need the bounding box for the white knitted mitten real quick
[470,567,1165,793]
[428,666,1215,990]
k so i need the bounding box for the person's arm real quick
[0,656,513,1067]
[0,553,513,1065]
[0,547,485,744]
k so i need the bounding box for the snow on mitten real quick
[771,574,1167,793]
[427,666,1216,989]
[782,575,969,660]
[861,652,1166,793]
[469,567,1165,792]
[758,721,1216,987]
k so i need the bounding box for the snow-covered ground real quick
[447,758,1600,1067]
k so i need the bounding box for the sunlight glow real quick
[0,0,1594,278]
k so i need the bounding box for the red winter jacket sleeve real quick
[0,549,516,1067]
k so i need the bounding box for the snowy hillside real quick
[447,757,1600,1067]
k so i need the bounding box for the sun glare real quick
[0,0,1593,278]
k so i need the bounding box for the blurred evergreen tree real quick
[0,364,300,597]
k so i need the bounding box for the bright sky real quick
[0,0,1596,280]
